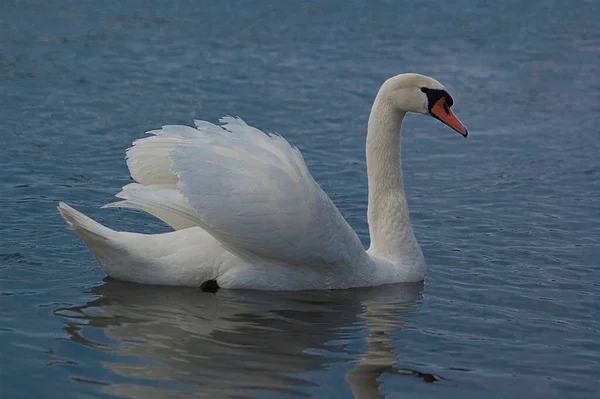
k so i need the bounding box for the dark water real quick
[1,0,599,397]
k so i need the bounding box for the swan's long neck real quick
[366,96,424,269]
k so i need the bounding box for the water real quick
[1,0,599,397]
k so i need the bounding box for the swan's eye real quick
[421,87,453,108]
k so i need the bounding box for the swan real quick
[58,73,467,291]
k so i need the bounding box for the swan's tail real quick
[58,201,217,286]
[57,202,120,260]
[58,202,114,237]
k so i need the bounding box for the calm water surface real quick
[1,0,599,398]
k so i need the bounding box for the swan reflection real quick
[57,280,428,398]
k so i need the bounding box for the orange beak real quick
[430,97,468,137]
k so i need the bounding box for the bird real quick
[58,73,468,291]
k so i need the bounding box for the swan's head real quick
[380,73,468,137]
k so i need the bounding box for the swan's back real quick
[73,116,371,286]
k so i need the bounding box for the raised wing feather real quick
[118,117,366,267]
[169,117,366,267]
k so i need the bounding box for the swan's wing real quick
[173,117,366,266]
[103,183,199,230]
[120,117,366,267]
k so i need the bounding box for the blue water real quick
[1,0,599,397]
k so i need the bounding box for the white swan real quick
[58,73,467,291]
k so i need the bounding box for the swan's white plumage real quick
[119,117,366,268]
[126,136,179,186]
[103,183,198,230]
[171,117,366,267]
[58,73,465,290]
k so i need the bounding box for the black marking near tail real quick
[200,279,220,293]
